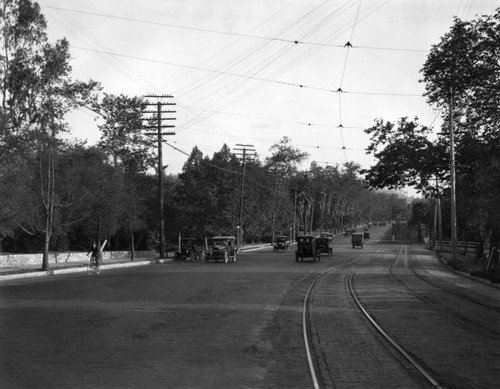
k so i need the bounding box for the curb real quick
[0,260,155,282]
[0,246,271,282]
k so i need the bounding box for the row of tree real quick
[362,9,500,256]
[0,1,405,270]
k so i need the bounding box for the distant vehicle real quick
[273,236,290,252]
[344,227,357,236]
[175,238,202,261]
[295,235,320,262]
[315,236,333,256]
[351,232,364,248]
[205,236,237,263]
[363,231,370,239]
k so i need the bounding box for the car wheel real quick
[224,252,228,263]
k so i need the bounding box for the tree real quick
[362,117,447,194]
[421,9,500,251]
[265,136,309,177]
[265,137,308,241]
[95,93,156,257]
[95,93,153,170]
[0,0,99,269]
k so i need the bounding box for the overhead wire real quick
[174,0,336,129]
[42,0,434,173]
[41,4,428,53]
[42,0,161,94]
[44,0,423,151]
[337,0,363,163]
[175,0,394,134]
[172,0,382,133]
[167,0,415,167]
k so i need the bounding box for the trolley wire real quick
[41,4,428,53]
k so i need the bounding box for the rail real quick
[434,240,491,255]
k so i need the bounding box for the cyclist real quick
[87,241,100,266]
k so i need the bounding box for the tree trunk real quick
[41,129,56,271]
[129,215,135,262]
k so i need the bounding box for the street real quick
[1,227,499,388]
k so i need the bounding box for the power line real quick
[70,45,423,98]
[41,4,429,53]
[177,104,367,129]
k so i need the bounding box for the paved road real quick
[0,245,321,388]
[1,227,499,388]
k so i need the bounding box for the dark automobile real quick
[175,238,202,261]
[273,236,290,252]
[205,236,237,263]
[351,232,364,248]
[295,235,320,262]
[316,236,333,256]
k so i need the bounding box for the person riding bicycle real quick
[87,242,100,266]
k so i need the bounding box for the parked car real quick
[273,236,290,252]
[351,232,364,248]
[363,231,370,239]
[295,235,320,262]
[315,236,333,256]
[205,236,237,263]
[175,238,202,261]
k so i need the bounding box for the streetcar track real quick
[347,266,443,389]
[303,243,444,389]
[302,247,402,388]
[389,246,500,336]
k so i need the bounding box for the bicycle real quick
[87,255,101,275]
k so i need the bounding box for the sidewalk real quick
[0,255,159,281]
[0,243,272,282]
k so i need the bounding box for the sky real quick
[39,0,498,184]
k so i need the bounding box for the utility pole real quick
[234,144,255,250]
[449,87,458,262]
[143,95,176,259]
[434,177,443,252]
[271,165,278,245]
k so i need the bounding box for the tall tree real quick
[0,0,99,268]
[421,9,500,248]
[95,93,152,170]
[362,117,446,194]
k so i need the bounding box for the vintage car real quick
[363,231,370,239]
[273,236,290,252]
[295,235,320,262]
[205,236,237,263]
[351,232,364,248]
[174,238,202,261]
[315,236,334,256]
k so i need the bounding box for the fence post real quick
[485,246,497,272]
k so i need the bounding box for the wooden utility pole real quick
[234,144,255,249]
[449,87,458,261]
[143,95,176,259]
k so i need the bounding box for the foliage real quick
[95,93,153,172]
[362,117,447,194]
[0,2,407,255]
[364,8,500,251]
